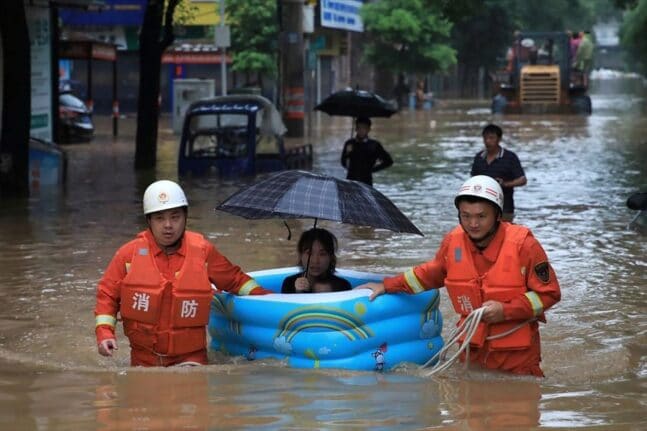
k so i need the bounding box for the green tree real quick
[360,0,457,76]
[225,0,278,87]
[135,0,195,170]
[506,0,595,32]
[450,1,515,97]
[619,0,647,74]
[449,0,603,97]
[613,0,638,8]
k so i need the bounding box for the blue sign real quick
[320,0,364,32]
[59,0,146,26]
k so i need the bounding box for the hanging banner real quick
[28,7,52,142]
[59,0,146,26]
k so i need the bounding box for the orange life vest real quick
[119,231,213,356]
[444,224,534,351]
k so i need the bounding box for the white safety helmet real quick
[455,175,504,213]
[142,180,188,215]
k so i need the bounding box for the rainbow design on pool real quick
[276,306,373,342]
[208,267,444,371]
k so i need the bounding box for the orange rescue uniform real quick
[384,222,561,376]
[95,230,269,366]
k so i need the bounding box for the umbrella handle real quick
[304,218,318,279]
[283,220,292,240]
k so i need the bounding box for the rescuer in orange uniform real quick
[359,175,561,376]
[94,180,270,366]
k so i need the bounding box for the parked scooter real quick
[59,80,94,143]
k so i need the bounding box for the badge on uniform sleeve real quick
[534,262,550,283]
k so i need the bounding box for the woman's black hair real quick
[297,228,338,275]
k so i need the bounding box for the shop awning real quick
[59,39,117,61]
[162,44,232,64]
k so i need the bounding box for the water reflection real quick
[439,378,541,429]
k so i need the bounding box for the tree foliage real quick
[360,0,456,75]
[437,0,485,23]
[225,0,278,77]
[451,0,600,73]
[451,1,514,72]
[172,0,197,25]
[619,0,647,74]
[504,0,596,33]
[613,0,639,8]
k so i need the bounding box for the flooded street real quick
[1,75,645,430]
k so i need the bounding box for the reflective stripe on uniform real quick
[238,279,260,296]
[525,291,544,316]
[96,314,117,328]
[403,268,425,293]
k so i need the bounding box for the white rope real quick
[419,307,536,377]
[174,361,203,367]
[419,306,486,377]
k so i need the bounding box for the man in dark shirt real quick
[471,124,527,221]
[341,117,393,186]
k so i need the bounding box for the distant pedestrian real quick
[567,30,581,64]
[574,30,594,88]
[393,73,409,110]
[415,80,426,109]
[470,124,527,222]
[341,117,393,186]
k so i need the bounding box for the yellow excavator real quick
[491,31,591,114]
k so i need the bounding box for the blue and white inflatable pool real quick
[208,267,444,371]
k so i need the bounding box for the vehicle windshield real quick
[186,112,249,159]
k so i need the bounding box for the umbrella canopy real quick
[216,170,423,236]
[627,192,647,211]
[314,88,398,118]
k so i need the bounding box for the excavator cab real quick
[491,31,591,114]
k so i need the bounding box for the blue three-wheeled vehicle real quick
[178,95,312,177]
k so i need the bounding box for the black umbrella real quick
[216,170,423,236]
[314,88,398,118]
[627,192,647,211]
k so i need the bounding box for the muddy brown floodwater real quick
[0,75,645,430]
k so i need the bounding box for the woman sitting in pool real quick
[281,228,351,293]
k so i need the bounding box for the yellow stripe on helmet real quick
[404,268,425,293]
[95,314,117,328]
[525,291,544,316]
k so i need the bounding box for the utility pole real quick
[215,0,230,96]
[279,0,305,137]
[218,0,227,95]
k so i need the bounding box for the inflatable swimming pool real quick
[208,267,444,371]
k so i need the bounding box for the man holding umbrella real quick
[341,117,393,186]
